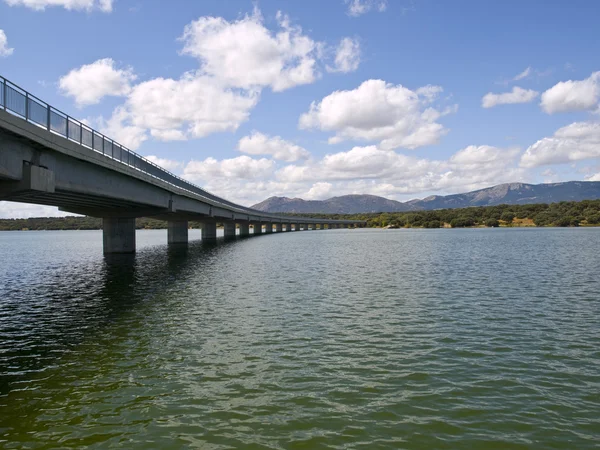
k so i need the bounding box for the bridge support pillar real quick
[239,223,250,237]
[275,223,282,232]
[168,220,188,245]
[202,222,217,240]
[264,223,273,234]
[286,224,293,232]
[223,222,236,238]
[103,217,136,254]
[253,223,262,235]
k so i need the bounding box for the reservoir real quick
[0,228,598,448]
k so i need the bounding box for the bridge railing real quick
[0,75,278,217]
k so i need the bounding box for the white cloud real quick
[299,79,454,150]
[145,155,183,172]
[68,7,334,148]
[183,155,275,182]
[277,145,520,188]
[180,8,320,92]
[0,30,14,57]
[540,72,600,114]
[521,121,600,167]
[237,131,310,162]
[345,0,387,16]
[4,0,113,12]
[482,87,539,108]
[304,182,333,200]
[95,105,147,150]
[59,58,136,107]
[327,37,360,73]
[181,143,523,206]
[98,74,259,150]
[586,172,600,182]
[513,67,532,81]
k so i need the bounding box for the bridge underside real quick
[0,111,362,253]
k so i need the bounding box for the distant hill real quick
[251,194,415,214]
[251,181,600,213]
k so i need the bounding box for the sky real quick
[1,0,600,218]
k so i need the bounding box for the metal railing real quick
[0,75,278,217]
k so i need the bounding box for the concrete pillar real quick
[264,223,273,234]
[253,223,262,235]
[286,224,293,232]
[103,217,136,254]
[223,222,236,238]
[239,223,250,237]
[168,220,188,244]
[202,222,217,240]
[275,223,282,232]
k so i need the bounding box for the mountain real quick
[407,181,600,210]
[250,181,600,214]
[251,194,414,214]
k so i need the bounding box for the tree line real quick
[1,199,600,231]
[277,199,600,228]
[0,217,206,231]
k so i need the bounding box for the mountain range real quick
[250,181,600,214]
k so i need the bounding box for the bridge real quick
[0,76,365,253]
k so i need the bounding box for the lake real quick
[0,228,598,449]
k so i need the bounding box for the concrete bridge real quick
[0,76,365,253]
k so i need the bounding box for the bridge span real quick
[0,76,364,253]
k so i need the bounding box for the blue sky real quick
[1,0,600,218]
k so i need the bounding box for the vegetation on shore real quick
[0,217,206,231]
[276,199,600,228]
[1,200,600,231]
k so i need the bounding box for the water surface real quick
[0,228,598,448]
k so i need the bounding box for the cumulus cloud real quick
[276,145,520,188]
[238,131,310,162]
[177,143,523,206]
[299,79,454,150]
[183,155,275,182]
[327,37,360,73]
[95,74,259,150]
[521,121,600,168]
[60,7,337,148]
[304,182,333,200]
[59,58,136,107]
[541,72,600,114]
[145,155,183,172]
[345,0,387,16]
[180,8,321,92]
[0,30,14,57]
[95,105,147,150]
[482,87,539,108]
[4,0,113,12]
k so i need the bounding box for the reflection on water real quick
[0,228,599,449]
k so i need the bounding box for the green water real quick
[0,228,598,449]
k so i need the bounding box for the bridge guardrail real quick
[0,75,294,219]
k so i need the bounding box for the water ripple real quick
[0,228,598,449]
